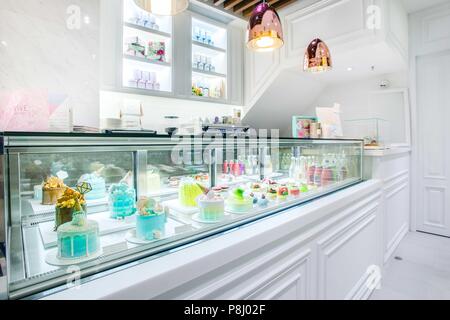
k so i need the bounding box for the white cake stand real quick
[45,249,103,266]
[125,229,165,245]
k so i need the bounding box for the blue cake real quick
[78,173,106,200]
[136,197,166,241]
[109,182,136,219]
[57,208,100,260]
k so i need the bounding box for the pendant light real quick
[133,0,189,16]
[303,38,332,73]
[247,0,284,52]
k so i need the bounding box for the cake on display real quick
[109,172,136,219]
[179,178,205,207]
[55,186,87,230]
[197,191,225,222]
[42,176,66,205]
[56,199,100,260]
[289,185,300,197]
[225,188,254,214]
[135,197,166,241]
[78,173,106,200]
[267,187,278,201]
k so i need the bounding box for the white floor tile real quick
[371,232,450,300]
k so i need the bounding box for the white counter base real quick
[43,180,383,300]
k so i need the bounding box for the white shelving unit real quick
[191,17,227,100]
[122,0,173,93]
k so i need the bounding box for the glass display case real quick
[0,133,363,299]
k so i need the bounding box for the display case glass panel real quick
[1,134,363,299]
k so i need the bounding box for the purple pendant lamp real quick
[303,38,333,73]
[247,1,284,52]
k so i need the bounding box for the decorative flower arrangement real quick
[56,188,86,209]
[43,176,65,190]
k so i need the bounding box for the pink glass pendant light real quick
[247,1,284,52]
[303,38,333,73]
[134,0,189,16]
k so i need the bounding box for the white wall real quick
[0,0,100,128]
[243,69,326,137]
[100,90,241,133]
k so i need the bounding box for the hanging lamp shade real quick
[133,0,189,16]
[303,38,332,73]
[247,2,284,52]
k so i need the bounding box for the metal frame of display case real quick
[0,132,363,299]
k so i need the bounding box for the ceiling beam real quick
[223,0,244,10]
[243,0,294,17]
[233,0,260,13]
[272,0,297,11]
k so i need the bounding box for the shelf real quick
[123,54,171,67]
[192,40,226,53]
[192,69,227,78]
[124,22,172,38]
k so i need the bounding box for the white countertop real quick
[364,147,411,157]
[42,180,381,300]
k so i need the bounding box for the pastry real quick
[277,186,289,201]
[78,173,106,200]
[136,197,166,241]
[257,194,269,207]
[179,178,204,207]
[55,187,86,230]
[267,187,278,201]
[197,191,225,222]
[225,188,253,214]
[57,200,99,260]
[109,182,136,219]
[42,176,66,205]
[289,185,300,197]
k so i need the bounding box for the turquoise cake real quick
[136,197,166,241]
[78,173,106,200]
[57,208,100,260]
[109,182,136,219]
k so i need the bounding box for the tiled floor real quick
[371,232,450,300]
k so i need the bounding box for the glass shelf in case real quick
[0,133,363,299]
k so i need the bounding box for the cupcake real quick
[267,187,278,201]
[42,176,66,205]
[277,186,289,201]
[289,185,300,197]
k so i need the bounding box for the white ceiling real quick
[401,0,450,13]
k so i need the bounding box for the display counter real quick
[0,132,364,299]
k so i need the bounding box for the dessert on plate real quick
[135,197,166,241]
[78,173,106,200]
[108,174,136,219]
[179,178,205,207]
[225,188,254,214]
[197,191,225,222]
[57,199,100,260]
[42,176,66,205]
[55,187,87,230]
